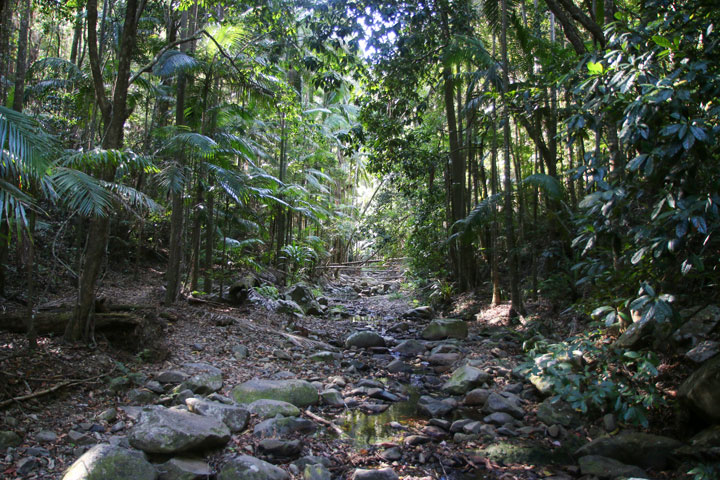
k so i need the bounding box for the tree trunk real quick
[189,177,203,292]
[490,36,502,306]
[203,180,214,294]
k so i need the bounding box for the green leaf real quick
[651,35,672,48]
[587,61,604,75]
[522,173,563,199]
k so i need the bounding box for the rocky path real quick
[0,263,706,479]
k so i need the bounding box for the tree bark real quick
[12,0,30,113]
[544,0,587,55]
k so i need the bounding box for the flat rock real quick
[253,416,317,437]
[231,379,319,407]
[247,399,301,418]
[402,306,434,319]
[180,363,223,394]
[417,395,456,417]
[575,431,683,469]
[483,412,515,426]
[157,370,189,384]
[387,359,412,373]
[320,389,345,407]
[186,398,249,432]
[428,353,460,365]
[442,365,490,395]
[686,340,720,363]
[218,455,289,480]
[346,331,386,348]
[351,467,398,480]
[578,455,647,479]
[156,457,211,480]
[61,444,156,480]
[421,319,468,340]
[129,406,230,454]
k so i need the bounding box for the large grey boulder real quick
[129,406,231,454]
[231,379,319,407]
[180,363,223,394]
[156,457,211,480]
[421,319,468,340]
[442,365,491,395]
[575,431,683,469]
[345,331,386,348]
[247,399,301,419]
[218,455,289,480]
[253,416,317,437]
[679,354,720,420]
[286,284,324,316]
[62,444,156,480]
[186,398,249,432]
[578,455,647,479]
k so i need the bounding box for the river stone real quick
[277,299,304,315]
[392,339,427,357]
[536,398,582,427]
[310,351,338,363]
[186,398,249,432]
[679,354,720,420]
[320,389,345,407]
[578,455,647,479]
[156,457,211,480]
[62,444,156,480]
[304,463,331,480]
[674,305,720,346]
[0,430,22,449]
[417,395,457,417]
[422,319,468,340]
[232,345,249,359]
[687,340,720,363]
[253,416,317,437]
[247,399,301,418]
[575,431,683,469]
[257,439,303,461]
[293,456,332,470]
[402,305,435,319]
[129,406,231,454]
[218,455,289,480]
[483,412,515,426]
[442,365,491,395]
[528,373,554,396]
[615,317,655,349]
[387,359,412,373]
[231,379,319,407]
[180,363,223,394]
[429,353,460,365]
[351,467,398,480]
[463,388,490,406]
[345,331,386,348]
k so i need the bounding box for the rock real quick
[293,456,332,470]
[404,434,430,446]
[144,380,164,394]
[678,425,720,459]
[485,392,524,419]
[547,424,560,438]
[310,351,338,363]
[68,430,95,446]
[109,376,131,392]
[674,305,720,346]
[401,306,434,320]
[253,416,317,437]
[421,319,468,340]
[157,370,189,384]
[687,340,720,363]
[536,398,582,428]
[218,455,289,480]
[157,457,211,480]
[602,413,617,432]
[417,395,457,417]
[180,363,223,394]
[129,406,231,454]
[0,431,22,449]
[528,373,554,396]
[392,339,427,357]
[16,457,39,476]
[61,444,156,480]
[442,365,490,395]
[368,388,400,402]
[304,463,331,480]
[463,388,490,406]
[351,467,398,480]
[247,399,301,419]
[615,316,655,349]
[232,345,249,359]
[286,284,316,307]
[679,354,720,420]
[429,353,460,366]
[578,455,647,479]
[380,446,402,461]
[483,412,515,426]
[186,398,249,432]
[277,299,304,315]
[257,439,303,461]
[575,431,683,469]
[98,408,118,423]
[345,331,386,348]
[127,388,158,405]
[231,379,319,407]
[273,349,292,361]
[320,389,344,407]
[36,430,57,443]
[450,419,473,433]
[387,359,412,373]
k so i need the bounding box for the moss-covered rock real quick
[575,431,683,469]
[231,379,319,407]
[442,365,491,395]
[218,455,289,480]
[345,331,386,348]
[421,319,468,340]
[62,444,156,480]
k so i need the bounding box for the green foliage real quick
[255,284,280,300]
[689,464,720,480]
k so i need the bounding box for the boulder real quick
[401,306,434,320]
[129,406,231,454]
[575,431,683,469]
[185,398,249,432]
[686,340,719,363]
[345,331,386,348]
[536,398,582,428]
[679,354,720,420]
[442,365,491,395]
[674,305,720,346]
[417,395,457,417]
[320,389,345,407]
[428,352,460,366]
[463,388,490,406]
[62,444,156,480]
[615,317,654,349]
[351,468,398,480]
[277,299,304,316]
[253,416,317,437]
[218,455,289,480]
[231,379,319,407]
[421,319,468,341]
[286,284,324,316]
[156,457,211,480]
[247,399,301,419]
[392,339,427,357]
[257,439,303,461]
[578,455,647,479]
[180,363,223,394]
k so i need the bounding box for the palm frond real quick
[0,106,56,179]
[51,167,113,217]
[102,181,162,213]
[449,193,504,241]
[153,50,199,78]
[523,173,564,200]
[156,161,186,194]
[224,237,264,250]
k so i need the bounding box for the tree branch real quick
[544,0,588,55]
[557,0,606,47]
[86,0,110,122]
